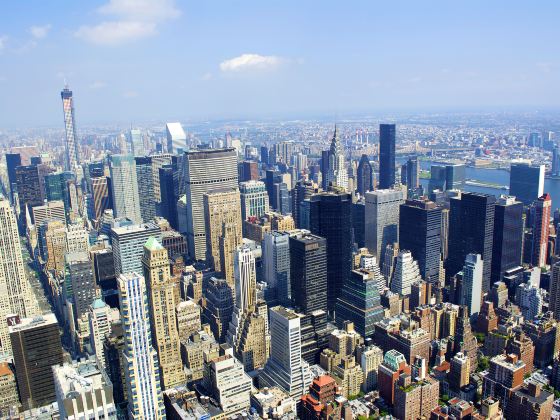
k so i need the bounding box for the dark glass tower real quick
[509,163,544,205]
[289,231,328,314]
[405,156,420,188]
[447,192,496,292]
[5,153,21,200]
[292,180,315,228]
[379,124,396,189]
[310,190,353,312]
[399,198,442,284]
[335,269,384,338]
[491,196,524,284]
[357,154,374,196]
[159,164,178,229]
[134,156,155,223]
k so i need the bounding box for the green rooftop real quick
[145,236,163,251]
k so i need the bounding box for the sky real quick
[0,0,559,127]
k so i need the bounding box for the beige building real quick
[332,356,364,398]
[203,188,242,273]
[180,327,220,382]
[176,299,202,341]
[359,344,383,392]
[219,223,240,288]
[32,200,65,226]
[142,237,185,389]
[65,222,89,254]
[43,219,67,271]
[0,363,19,413]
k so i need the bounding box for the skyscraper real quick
[259,306,313,398]
[405,156,420,188]
[184,148,238,260]
[326,126,348,190]
[118,273,165,419]
[142,238,185,389]
[128,128,144,156]
[109,154,142,224]
[203,188,242,272]
[530,193,551,267]
[134,156,156,223]
[263,231,291,306]
[356,154,374,196]
[310,190,353,312]
[379,124,396,189]
[5,153,21,201]
[292,180,316,228]
[491,195,524,284]
[239,180,269,221]
[390,251,422,296]
[89,299,112,369]
[91,176,111,224]
[165,122,187,154]
[290,230,328,314]
[447,192,495,292]
[10,313,64,410]
[365,188,405,267]
[460,254,483,318]
[509,163,545,205]
[61,86,80,171]
[111,222,161,275]
[0,197,36,357]
[399,198,442,284]
[158,164,178,229]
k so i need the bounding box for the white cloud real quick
[30,24,52,39]
[123,90,139,98]
[220,54,283,72]
[76,0,179,46]
[0,36,7,50]
[536,62,554,73]
[76,21,156,46]
[90,81,107,89]
[201,72,212,81]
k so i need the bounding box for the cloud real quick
[76,21,156,45]
[536,62,554,73]
[76,0,180,46]
[0,36,7,51]
[30,24,52,39]
[123,90,139,98]
[90,81,107,89]
[220,54,283,72]
[201,72,213,81]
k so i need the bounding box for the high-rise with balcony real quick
[184,148,238,260]
[118,273,165,419]
[61,86,80,172]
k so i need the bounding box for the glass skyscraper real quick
[379,124,396,189]
[509,163,545,205]
[61,86,80,172]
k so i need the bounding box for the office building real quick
[300,375,338,420]
[405,156,420,188]
[32,200,66,227]
[335,269,384,337]
[516,282,543,320]
[260,306,314,398]
[109,154,142,224]
[10,313,64,410]
[447,192,495,292]
[365,188,405,267]
[111,222,161,276]
[263,231,291,305]
[482,353,525,410]
[360,345,383,392]
[292,180,316,228]
[324,126,348,190]
[390,250,422,296]
[509,163,545,205]
[460,254,483,317]
[310,190,353,312]
[15,164,47,218]
[549,262,560,320]
[356,154,374,196]
[61,86,80,171]
[90,176,111,224]
[203,277,235,342]
[0,198,36,356]
[203,188,242,272]
[184,148,238,260]
[239,180,269,220]
[5,153,21,200]
[290,230,328,314]
[393,375,439,420]
[203,354,252,415]
[142,238,185,389]
[506,382,553,420]
[379,124,396,189]
[88,299,112,368]
[491,196,524,284]
[45,171,77,219]
[176,300,201,341]
[151,154,173,203]
[0,362,19,414]
[118,273,165,419]
[166,122,187,154]
[378,349,411,406]
[530,193,551,267]
[66,251,99,323]
[134,156,156,222]
[53,359,117,420]
[399,198,442,283]
[158,163,179,229]
[428,164,466,193]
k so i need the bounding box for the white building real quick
[360,254,386,294]
[53,358,117,420]
[109,154,142,224]
[516,282,543,320]
[460,253,483,317]
[234,245,257,313]
[390,251,422,296]
[88,299,112,368]
[360,345,383,392]
[32,200,66,226]
[239,180,269,220]
[110,222,161,275]
[259,306,313,398]
[118,273,165,420]
[165,122,187,154]
[365,188,405,266]
[65,222,89,254]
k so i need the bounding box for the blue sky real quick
[0,0,559,127]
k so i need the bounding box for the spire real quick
[330,124,343,155]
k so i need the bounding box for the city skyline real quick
[1,1,560,127]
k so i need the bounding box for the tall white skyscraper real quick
[61,86,80,172]
[326,125,348,190]
[109,154,142,224]
[0,197,37,356]
[263,231,291,305]
[365,188,405,266]
[128,128,145,156]
[516,282,543,321]
[259,306,313,398]
[184,148,238,260]
[118,273,165,420]
[111,222,161,276]
[88,299,112,368]
[390,251,422,296]
[234,245,257,312]
[239,180,269,220]
[460,253,483,317]
[165,122,187,154]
